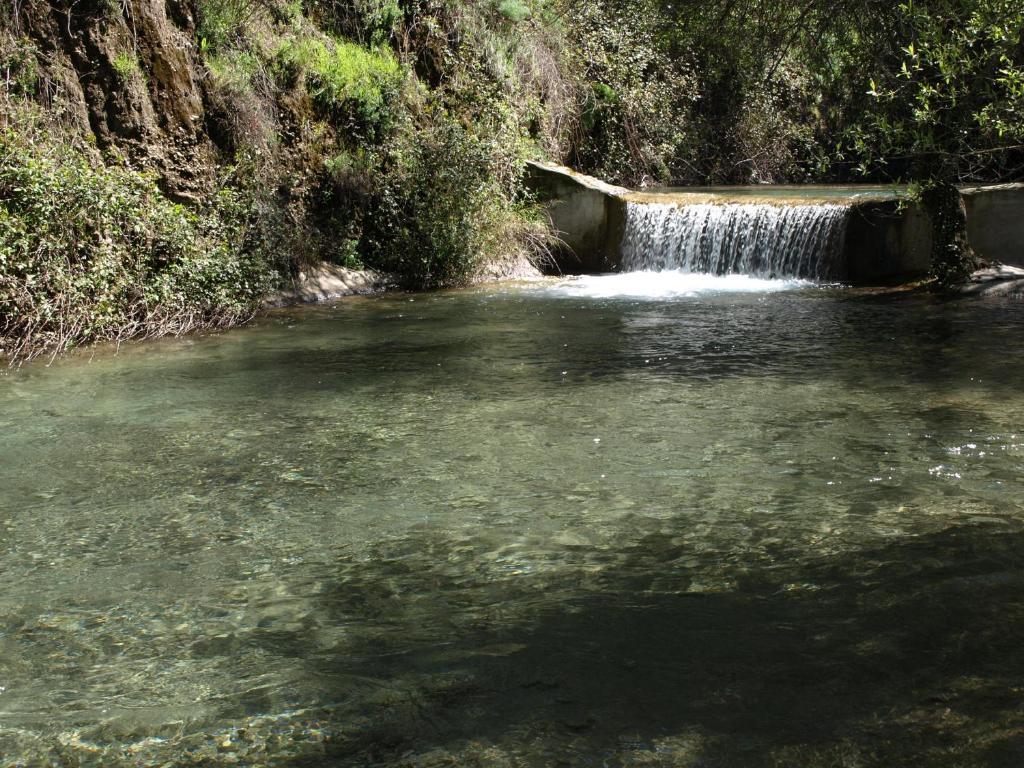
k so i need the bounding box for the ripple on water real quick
[1,285,1024,766]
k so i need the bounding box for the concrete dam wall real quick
[526,161,1023,282]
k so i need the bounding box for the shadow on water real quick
[6,287,1024,767]
[256,521,1024,767]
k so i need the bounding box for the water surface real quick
[1,278,1023,767]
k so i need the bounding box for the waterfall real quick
[620,201,850,280]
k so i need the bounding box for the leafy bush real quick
[361,122,544,288]
[207,49,263,90]
[0,36,39,98]
[198,0,268,53]
[305,0,402,45]
[843,0,1024,181]
[275,35,402,139]
[0,123,279,361]
[496,0,531,23]
[565,0,696,185]
[205,49,280,155]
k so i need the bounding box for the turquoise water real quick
[1,275,1023,766]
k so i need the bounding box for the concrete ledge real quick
[842,199,933,283]
[525,161,628,274]
[527,161,1024,283]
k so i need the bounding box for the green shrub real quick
[566,0,695,184]
[360,0,402,44]
[333,238,364,269]
[0,36,39,98]
[496,0,531,22]
[207,49,262,90]
[307,0,402,45]
[0,124,279,361]
[198,0,268,53]
[275,35,402,139]
[360,121,547,288]
[205,48,280,155]
[111,50,141,81]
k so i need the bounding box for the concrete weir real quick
[526,161,1024,283]
[525,162,631,274]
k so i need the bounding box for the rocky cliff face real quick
[11,0,216,200]
[4,0,560,307]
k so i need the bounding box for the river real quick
[1,274,1022,766]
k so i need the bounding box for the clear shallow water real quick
[1,282,1024,767]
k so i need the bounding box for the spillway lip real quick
[621,186,908,207]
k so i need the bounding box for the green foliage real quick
[556,0,1023,185]
[0,36,39,98]
[846,0,1024,181]
[207,49,262,89]
[0,123,278,361]
[204,47,282,158]
[361,122,537,288]
[567,0,695,184]
[581,4,864,182]
[496,0,531,23]
[323,148,377,185]
[276,35,402,139]
[333,238,365,269]
[198,0,268,53]
[110,50,140,81]
[305,0,402,45]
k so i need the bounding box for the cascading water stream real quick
[620,201,850,280]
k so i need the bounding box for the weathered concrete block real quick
[525,161,628,273]
[842,199,933,283]
[961,183,1024,268]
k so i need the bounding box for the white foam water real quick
[545,271,811,299]
[620,201,849,280]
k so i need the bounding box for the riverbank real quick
[0,258,551,367]
[263,265,393,307]
[264,256,546,309]
[0,114,551,366]
[2,0,566,366]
